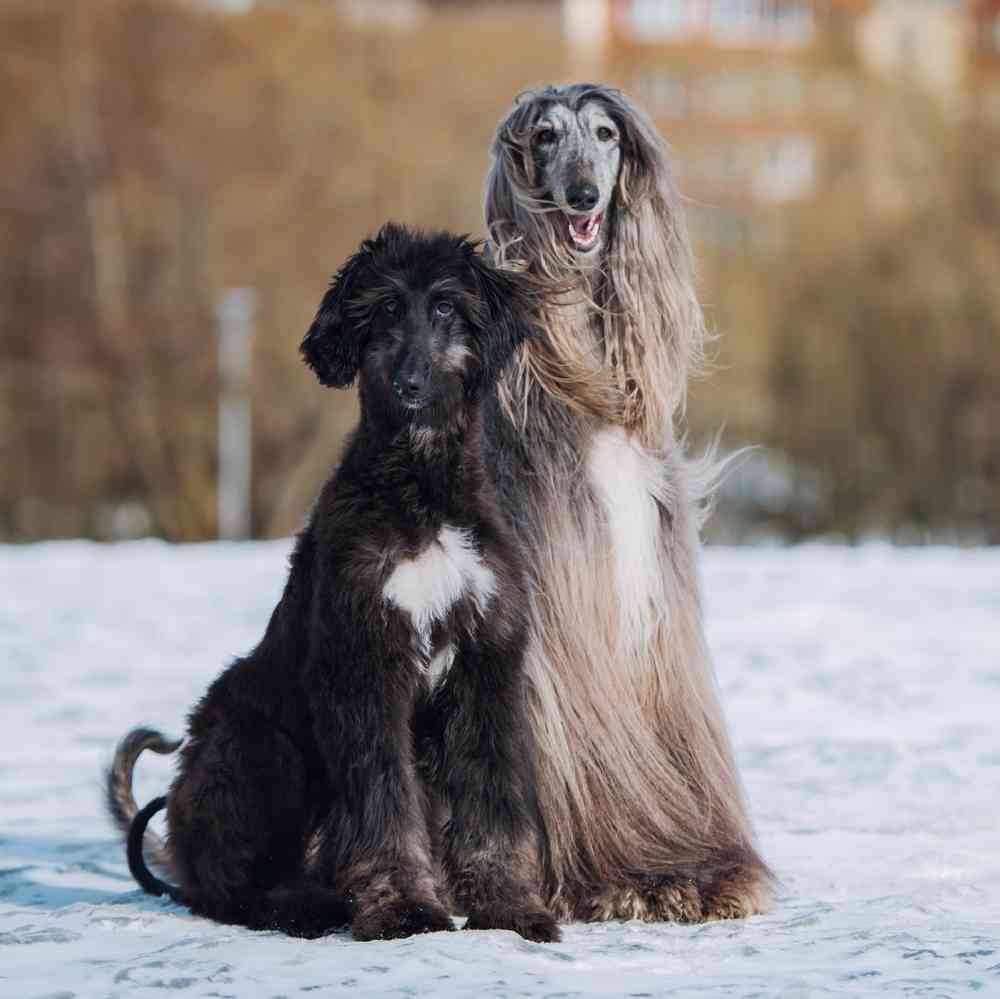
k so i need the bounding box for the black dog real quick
[106,224,559,943]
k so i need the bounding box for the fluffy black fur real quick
[108,224,558,943]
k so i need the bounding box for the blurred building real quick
[854,1,1000,214]
[858,0,1000,110]
[565,0,1000,239]
[2,0,995,541]
[858,0,967,98]
[565,1,866,243]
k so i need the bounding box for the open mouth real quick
[399,395,430,412]
[565,211,603,252]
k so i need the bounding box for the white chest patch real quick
[383,526,496,665]
[587,427,667,644]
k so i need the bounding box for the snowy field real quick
[2,540,998,999]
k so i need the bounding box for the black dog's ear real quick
[300,246,371,388]
[465,248,535,394]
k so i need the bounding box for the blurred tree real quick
[693,90,1000,542]
[1,1,996,542]
[0,0,565,539]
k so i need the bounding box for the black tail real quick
[127,796,187,905]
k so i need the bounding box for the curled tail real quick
[128,796,187,904]
[106,727,181,879]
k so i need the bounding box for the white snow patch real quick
[1,539,999,998]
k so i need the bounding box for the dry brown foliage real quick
[0,0,564,539]
[691,92,1000,541]
[2,2,996,541]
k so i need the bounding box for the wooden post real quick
[216,287,255,540]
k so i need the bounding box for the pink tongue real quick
[572,216,593,236]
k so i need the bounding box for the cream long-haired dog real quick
[481,83,773,922]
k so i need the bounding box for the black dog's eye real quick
[434,301,454,318]
[534,128,556,147]
[383,299,400,316]
[596,126,615,142]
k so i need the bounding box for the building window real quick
[634,70,690,118]
[684,68,804,119]
[689,205,757,251]
[773,0,814,46]
[686,141,756,192]
[707,0,814,48]
[625,0,693,41]
[752,134,816,203]
[621,0,813,47]
[697,70,760,117]
[711,0,758,37]
[764,69,805,113]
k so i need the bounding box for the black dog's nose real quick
[393,359,429,400]
[395,373,423,396]
[566,182,599,212]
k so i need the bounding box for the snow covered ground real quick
[2,540,998,998]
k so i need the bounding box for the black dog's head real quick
[301,223,533,427]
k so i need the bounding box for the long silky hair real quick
[485,83,708,448]
[482,85,771,920]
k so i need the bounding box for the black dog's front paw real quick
[352,896,454,941]
[465,903,561,943]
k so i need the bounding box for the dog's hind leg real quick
[126,795,348,938]
[168,714,349,938]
